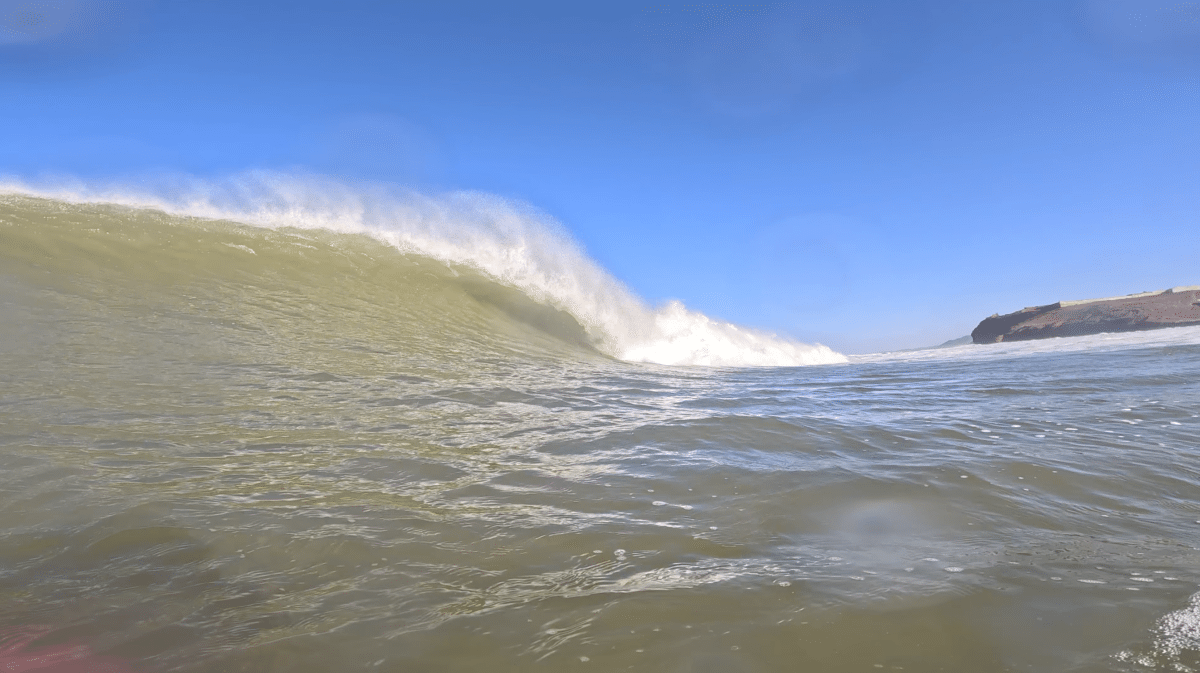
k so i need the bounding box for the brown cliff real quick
[971,286,1200,344]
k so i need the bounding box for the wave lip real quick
[1,172,846,368]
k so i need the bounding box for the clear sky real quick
[3,0,1199,353]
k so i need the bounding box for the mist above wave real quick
[1,172,845,367]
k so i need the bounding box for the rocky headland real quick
[971,286,1200,344]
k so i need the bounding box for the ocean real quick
[2,185,1199,672]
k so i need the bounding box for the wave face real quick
[0,177,845,368]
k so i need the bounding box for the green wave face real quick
[0,195,610,389]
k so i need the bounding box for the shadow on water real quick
[460,277,604,354]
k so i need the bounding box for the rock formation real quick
[971,286,1200,344]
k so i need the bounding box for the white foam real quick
[0,172,845,367]
[1151,592,1200,667]
[855,322,1200,364]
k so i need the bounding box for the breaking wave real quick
[0,173,845,367]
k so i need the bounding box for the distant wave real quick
[852,323,1200,364]
[0,173,846,367]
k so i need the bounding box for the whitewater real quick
[2,183,1200,672]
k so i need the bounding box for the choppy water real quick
[2,191,1200,672]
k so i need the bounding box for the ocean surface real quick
[2,187,1199,672]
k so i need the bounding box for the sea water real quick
[1,185,1198,672]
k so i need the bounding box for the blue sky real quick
[3,0,1199,353]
